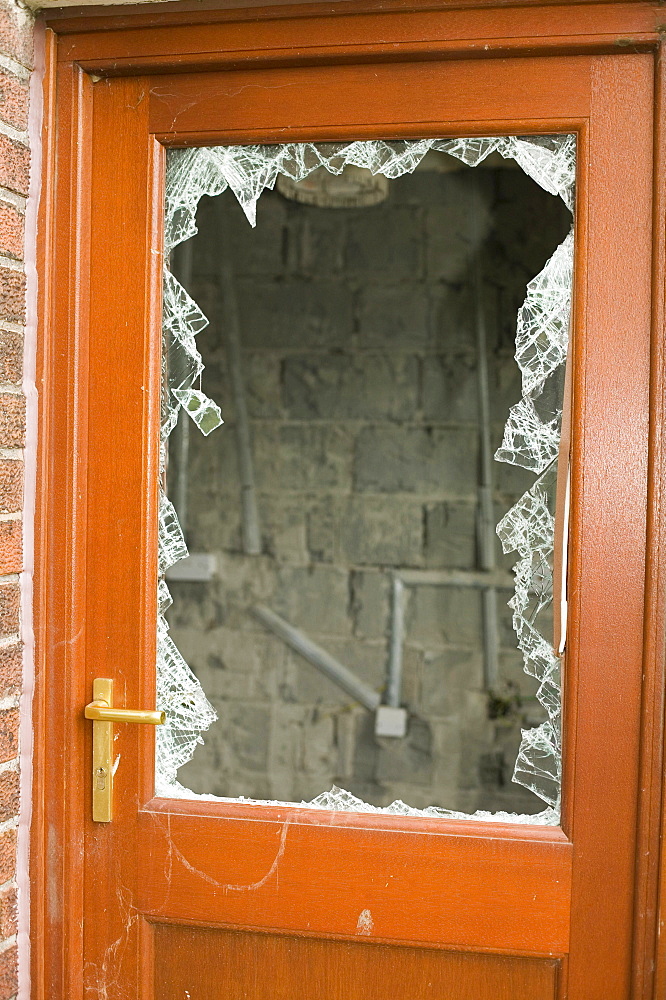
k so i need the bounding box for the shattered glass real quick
[496,464,562,805]
[157,134,575,818]
[159,781,559,826]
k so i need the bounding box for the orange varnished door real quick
[35,6,666,1000]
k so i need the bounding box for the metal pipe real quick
[386,576,405,708]
[397,568,514,589]
[252,605,381,712]
[472,186,500,692]
[218,205,262,555]
[174,410,190,538]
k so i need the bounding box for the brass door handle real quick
[84,702,165,725]
[85,678,165,822]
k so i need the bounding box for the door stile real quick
[82,73,162,1000]
[557,112,587,846]
[645,43,666,1000]
[565,53,655,1000]
[33,52,95,1000]
[138,119,165,814]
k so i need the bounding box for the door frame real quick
[33,3,666,998]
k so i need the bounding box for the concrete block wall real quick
[0,1,33,996]
[169,160,570,816]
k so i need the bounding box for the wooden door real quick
[34,5,666,999]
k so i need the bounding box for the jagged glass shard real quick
[512,721,561,807]
[161,271,207,442]
[515,230,574,399]
[158,133,575,817]
[307,786,560,825]
[165,135,575,239]
[505,135,576,209]
[495,397,560,473]
[158,491,188,575]
[537,671,562,721]
[158,578,173,614]
[163,267,209,341]
[441,137,501,166]
[156,629,218,788]
[496,464,562,807]
[156,781,560,825]
[172,387,224,436]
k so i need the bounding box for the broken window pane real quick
[157,136,575,825]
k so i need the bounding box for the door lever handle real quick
[84,678,165,822]
[84,702,165,725]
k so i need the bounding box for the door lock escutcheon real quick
[84,678,165,822]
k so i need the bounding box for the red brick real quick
[0,268,23,324]
[0,69,27,133]
[0,461,20,514]
[0,520,19,575]
[0,583,18,638]
[0,711,18,765]
[0,885,16,939]
[0,3,32,69]
[0,202,21,261]
[0,772,17,827]
[0,943,17,999]
[0,328,20,383]
[0,393,23,448]
[0,830,15,888]
[0,645,20,699]
[0,133,28,197]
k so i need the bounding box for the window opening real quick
[158,136,575,824]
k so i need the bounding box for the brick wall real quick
[0,1,33,997]
[167,159,570,816]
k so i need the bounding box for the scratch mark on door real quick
[154,811,290,893]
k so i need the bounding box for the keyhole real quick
[95,766,107,791]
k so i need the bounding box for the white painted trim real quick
[17,15,45,1000]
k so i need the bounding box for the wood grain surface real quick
[32,7,665,1000]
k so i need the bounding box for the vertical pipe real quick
[174,411,190,540]
[387,575,405,708]
[217,203,262,555]
[174,239,193,538]
[473,185,500,692]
